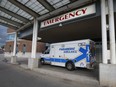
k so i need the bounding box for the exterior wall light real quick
[59,23,62,27]
[38,37,42,40]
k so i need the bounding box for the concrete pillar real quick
[108,0,116,64]
[101,0,108,64]
[28,18,39,69]
[11,32,17,64]
[100,1,116,87]
[99,64,116,87]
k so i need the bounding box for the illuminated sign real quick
[41,4,96,28]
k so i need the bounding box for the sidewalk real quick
[20,64,99,86]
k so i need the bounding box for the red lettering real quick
[59,16,64,21]
[58,17,60,22]
[58,17,61,21]
[61,16,65,21]
[43,7,88,27]
[51,19,54,23]
[76,10,81,16]
[55,17,59,22]
[46,20,50,24]
[69,12,75,18]
[75,8,87,16]
[64,14,68,19]
[82,8,87,14]
[44,21,46,25]
[46,20,51,25]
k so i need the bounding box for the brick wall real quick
[7,28,16,33]
[5,41,14,52]
[5,28,46,53]
[5,40,46,53]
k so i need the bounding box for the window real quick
[7,33,15,41]
[22,44,26,54]
[9,45,12,53]
[44,47,50,54]
[61,44,65,47]
[16,44,18,54]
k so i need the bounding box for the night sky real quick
[0,25,7,47]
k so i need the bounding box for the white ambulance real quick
[40,39,96,70]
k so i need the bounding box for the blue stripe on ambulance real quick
[43,45,90,63]
[44,58,67,63]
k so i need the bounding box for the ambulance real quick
[40,39,96,70]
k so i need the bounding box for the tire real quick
[66,61,75,71]
[40,58,45,65]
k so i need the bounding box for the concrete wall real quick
[99,64,116,87]
[7,28,16,33]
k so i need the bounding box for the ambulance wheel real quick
[66,61,75,71]
[40,58,45,65]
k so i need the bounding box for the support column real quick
[101,0,108,64]
[11,32,17,64]
[108,0,116,64]
[28,18,39,69]
[100,0,116,87]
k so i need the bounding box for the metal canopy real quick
[0,0,94,30]
[0,16,23,27]
[8,0,39,17]
[0,21,17,29]
[37,0,55,11]
[0,6,29,23]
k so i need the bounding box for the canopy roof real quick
[0,0,95,31]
